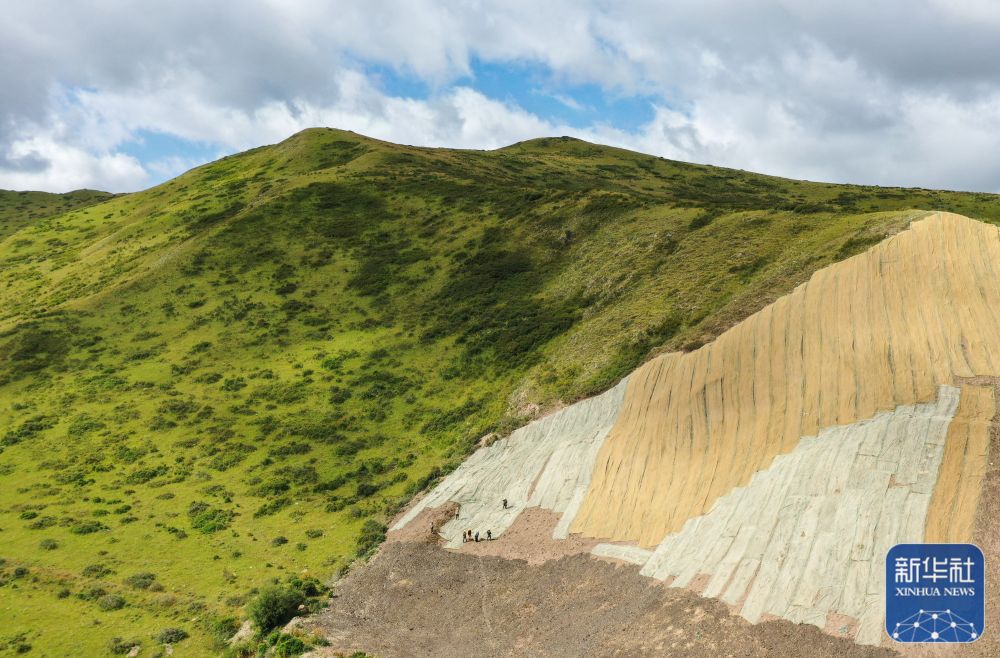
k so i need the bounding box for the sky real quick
[3,1,1000,193]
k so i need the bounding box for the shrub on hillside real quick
[27,516,56,530]
[76,586,106,601]
[124,464,168,484]
[1,415,56,447]
[82,564,114,578]
[253,497,291,518]
[355,520,386,558]
[107,637,141,655]
[187,501,234,533]
[265,631,307,657]
[267,442,311,458]
[221,377,246,392]
[124,572,157,589]
[97,594,126,611]
[252,478,290,496]
[70,520,108,535]
[155,627,189,644]
[204,615,240,646]
[688,208,723,230]
[247,585,305,633]
[0,320,72,381]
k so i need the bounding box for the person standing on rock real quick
[502,498,508,509]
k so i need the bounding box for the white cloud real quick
[4,1,1000,192]
[0,130,146,192]
[550,94,586,111]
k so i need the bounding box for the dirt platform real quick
[304,539,898,658]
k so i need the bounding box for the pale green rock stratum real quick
[391,376,628,546]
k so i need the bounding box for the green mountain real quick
[2,128,1000,656]
[0,189,115,240]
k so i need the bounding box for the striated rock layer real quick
[592,385,994,646]
[572,212,1000,546]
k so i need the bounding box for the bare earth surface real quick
[306,506,895,658]
[305,539,897,658]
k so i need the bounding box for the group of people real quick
[463,529,492,542]
[457,498,511,544]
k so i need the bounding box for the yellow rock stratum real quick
[572,212,1000,546]
[925,383,994,544]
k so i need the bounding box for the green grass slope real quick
[0,189,115,242]
[2,128,1000,655]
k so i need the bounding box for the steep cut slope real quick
[594,384,991,644]
[387,212,1000,650]
[573,212,1000,545]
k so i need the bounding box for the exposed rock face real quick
[575,212,1000,546]
[594,385,992,645]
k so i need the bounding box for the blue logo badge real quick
[886,543,984,643]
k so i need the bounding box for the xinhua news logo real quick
[885,543,984,643]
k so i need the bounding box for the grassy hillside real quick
[0,189,115,241]
[2,128,1000,656]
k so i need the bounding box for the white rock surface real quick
[392,377,628,547]
[590,543,654,564]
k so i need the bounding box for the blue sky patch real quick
[119,130,222,166]
[366,57,660,132]
[458,59,658,131]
